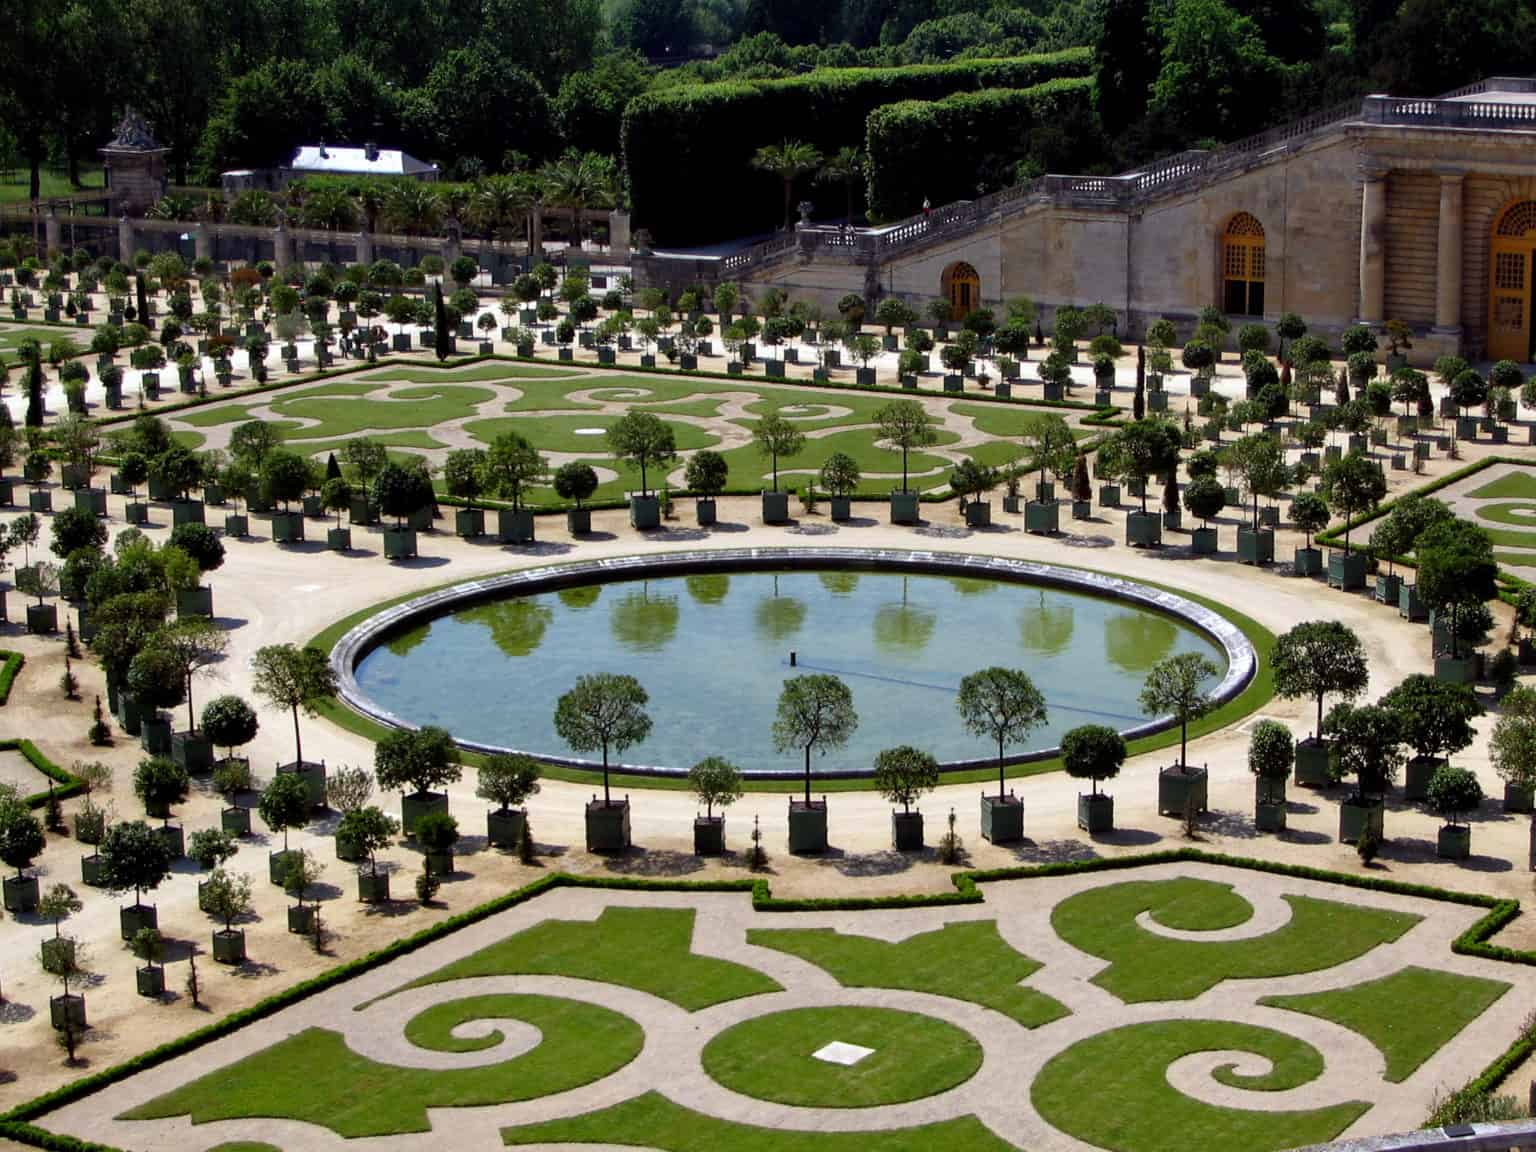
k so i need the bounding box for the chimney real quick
[318,141,328,159]
[364,141,379,163]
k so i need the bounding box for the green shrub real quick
[623,50,1091,244]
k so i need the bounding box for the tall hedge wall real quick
[622,49,1092,246]
[864,77,1100,221]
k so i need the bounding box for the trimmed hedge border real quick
[0,649,23,704]
[1,846,1529,1152]
[0,738,82,809]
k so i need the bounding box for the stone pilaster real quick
[1358,161,1388,324]
[1434,169,1465,333]
[44,207,62,258]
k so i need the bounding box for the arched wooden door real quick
[941,262,980,321]
[1220,213,1266,317]
[1489,200,1536,363]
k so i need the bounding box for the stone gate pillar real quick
[44,206,62,257]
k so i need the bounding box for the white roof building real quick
[285,143,439,180]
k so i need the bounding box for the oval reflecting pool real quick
[351,568,1228,775]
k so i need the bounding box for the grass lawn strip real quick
[501,1092,1018,1151]
[1468,471,1536,500]
[366,363,581,381]
[205,1144,283,1152]
[1032,1019,1369,1152]
[1260,966,1510,1082]
[952,401,1090,439]
[714,427,957,492]
[401,906,781,1010]
[121,995,643,1138]
[701,1005,983,1108]
[1051,878,1420,1002]
[748,920,1068,1027]
[466,411,720,454]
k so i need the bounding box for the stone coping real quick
[329,548,1257,779]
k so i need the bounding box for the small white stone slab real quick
[814,1041,875,1066]
[574,427,606,435]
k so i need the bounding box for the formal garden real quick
[23,860,1528,1152]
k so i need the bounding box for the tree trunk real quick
[997,736,1005,800]
[291,704,303,766]
[804,744,811,805]
[602,745,610,806]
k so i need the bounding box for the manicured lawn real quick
[170,430,206,450]
[0,166,103,202]
[1468,471,1536,499]
[401,907,780,1010]
[749,920,1068,1027]
[206,1144,282,1152]
[716,427,958,493]
[952,402,1089,439]
[367,363,580,382]
[277,384,498,439]
[958,439,1029,469]
[502,1092,1018,1151]
[1032,1019,1368,1152]
[1261,966,1509,1082]
[1469,503,1536,552]
[0,326,82,364]
[702,1005,982,1108]
[123,995,643,1137]
[292,432,449,460]
[465,412,719,453]
[1050,878,1420,1002]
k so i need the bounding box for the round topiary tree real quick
[684,450,729,506]
[258,770,311,854]
[955,667,1046,801]
[0,784,46,886]
[1271,621,1369,740]
[1061,723,1126,798]
[374,725,462,809]
[168,522,224,574]
[1428,764,1484,832]
[687,756,742,822]
[202,694,259,762]
[772,673,857,806]
[338,805,399,881]
[1247,720,1294,808]
[872,745,939,815]
[1140,652,1220,770]
[555,674,652,808]
[99,819,172,909]
[133,756,188,823]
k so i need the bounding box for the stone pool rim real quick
[330,547,1258,780]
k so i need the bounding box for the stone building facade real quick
[636,76,1536,365]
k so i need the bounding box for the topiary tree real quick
[1183,474,1225,528]
[1320,453,1387,553]
[684,450,729,504]
[188,827,237,870]
[1290,490,1330,550]
[414,811,459,860]
[258,771,310,853]
[251,644,336,766]
[0,784,45,881]
[374,725,462,802]
[772,673,858,805]
[688,756,743,821]
[1324,703,1404,801]
[1380,674,1481,769]
[1140,652,1220,770]
[1427,765,1484,837]
[1492,687,1536,819]
[872,745,939,814]
[337,805,398,878]
[605,412,677,498]
[484,432,546,510]
[874,400,938,493]
[322,476,351,526]
[1416,519,1498,660]
[476,754,541,814]
[553,461,599,509]
[370,461,434,528]
[168,522,224,575]
[442,448,488,508]
[555,674,652,807]
[819,452,861,499]
[1271,620,1369,740]
[1248,720,1294,805]
[151,618,228,732]
[955,667,1046,799]
[1061,723,1126,796]
[201,867,253,933]
[1115,419,1183,513]
[202,694,258,763]
[753,413,805,493]
[133,756,189,823]
[99,820,172,908]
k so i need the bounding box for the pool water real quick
[353,569,1226,774]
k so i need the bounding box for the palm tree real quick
[298,185,359,231]
[357,185,386,233]
[539,152,613,251]
[382,180,443,236]
[753,141,824,231]
[817,146,863,227]
[469,176,531,243]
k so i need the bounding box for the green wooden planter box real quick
[50,994,87,1031]
[1435,655,1478,685]
[498,508,535,544]
[889,491,920,524]
[401,791,448,838]
[585,799,632,854]
[171,730,213,773]
[787,799,828,854]
[1506,783,1535,814]
[287,905,316,935]
[981,794,1025,843]
[221,806,251,835]
[1098,484,1120,508]
[119,902,157,941]
[1338,799,1385,844]
[327,526,351,551]
[762,491,790,523]
[80,853,105,886]
[567,508,591,535]
[274,761,320,810]
[358,870,390,902]
[425,851,454,875]
[172,500,205,527]
[1403,756,1444,802]
[454,507,485,538]
[1375,573,1402,605]
[487,808,526,849]
[1158,765,1208,816]
[1327,550,1367,590]
[1255,802,1286,832]
[1236,526,1274,565]
[125,501,150,525]
[26,603,58,634]
[140,714,172,755]
[691,816,726,855]
[213,928,247,962]
[116,691,143,736]
[74,488,107,518]
[1125,510,1161,547]
[271,511,305,543]
[408,506,433,531]
[223,511,249,537]
[1293,546,1322,576]
[177,584,213,619]
[348,494,378,525]
[28,489,52,513]
[3,874,39,913]
[383,527,417,559]
[964,500,991,528]
[203,482,225,506]
[1293,738,1332,786]
[1077,792,1114,834]
[1438,824,1471,859]
[302,495,324,517]
[1025,500,1058,535]
[891,811,924,851]
[629,495,660,529]
[1399,582,1426,621]
[830,496,852,522]
[1164,508,1182,532]
[696,498,718,526]
[1072,499,1092,519]
[136,966,165,997]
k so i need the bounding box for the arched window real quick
[1489,200,1536,362]
[941,261,981,321]
[1221,213,1266,317]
